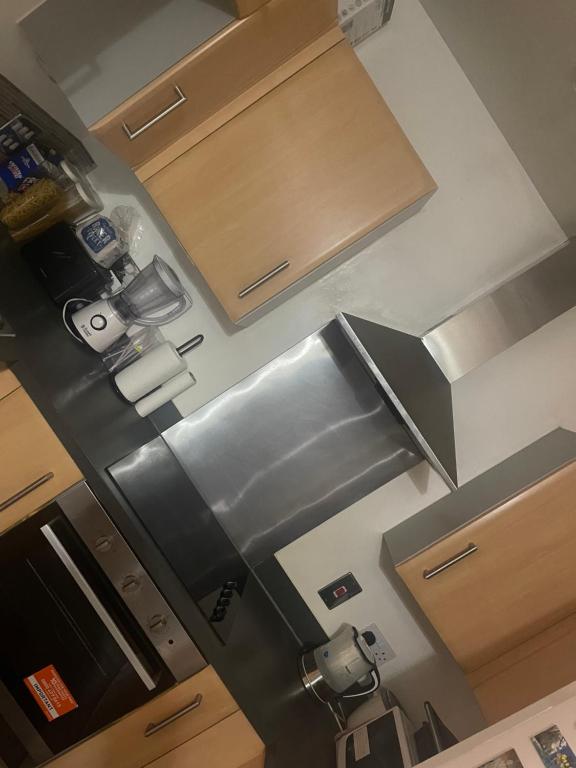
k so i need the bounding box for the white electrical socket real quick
[361,623,396,667]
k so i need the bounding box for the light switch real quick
[318,572,362,609]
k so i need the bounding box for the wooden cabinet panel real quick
[234,0,272,17]
[146,711,265,768]
[50,667,239,768]
[146,41,435,322]
[468,614,576,724]
[90,0,337,170]
[0,388,82,533]
[0,364,19,400]
[397,461,576,672]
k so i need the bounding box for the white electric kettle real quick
[65,256,191,352]
[300,624,380,704]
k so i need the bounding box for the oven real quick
[0,482,204,768]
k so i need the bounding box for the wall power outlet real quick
[361,623,396,667]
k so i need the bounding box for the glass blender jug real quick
[110,256,190,327]
[69,256,192,352]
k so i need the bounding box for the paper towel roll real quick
[135,370,196,417]
[115,342,186,402]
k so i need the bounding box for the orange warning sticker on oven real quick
[24,665,78,722]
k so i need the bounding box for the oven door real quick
[0,484,202,767]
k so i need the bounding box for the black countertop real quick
[0,227,336,767]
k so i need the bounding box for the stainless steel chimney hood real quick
[338,238,576,491]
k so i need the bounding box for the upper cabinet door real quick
[88,0,338,169]
[0,387,82,533]
[397,461,576,672]
[145,41,436,323]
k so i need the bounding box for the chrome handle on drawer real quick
[238,261,290,298]
[423,543,478,580]
[122,85,187,140]
[144,694,203,737]
[0,472,54,512]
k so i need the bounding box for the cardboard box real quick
[338,0,395,47]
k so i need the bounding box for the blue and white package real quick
[76,215,124,268]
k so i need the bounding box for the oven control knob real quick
[121,575,141,593]
[95,535,113,553]
[148,614,168,634]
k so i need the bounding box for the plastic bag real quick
[110,205,144,260]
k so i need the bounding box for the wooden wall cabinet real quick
[90,0,338,170]
[87,0,435,323]
[0,370,82,534]
[397,461,576,724]
[144,41,435,323]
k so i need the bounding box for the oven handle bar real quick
[40,523,157,692]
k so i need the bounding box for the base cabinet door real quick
[146,711,265,768]
[0,364,19,400]
[468,613,576,724]
[0,387,82,533]
[49,667,239,768]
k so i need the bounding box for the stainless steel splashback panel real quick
[164,322,422,565]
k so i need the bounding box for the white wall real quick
[1,0,573,742]
[419,0,576,236]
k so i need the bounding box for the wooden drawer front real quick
[90,0,336,170]
[147,711,265,768]
[146,41,435,322]
[397,461,576,672]
[0,388,82,533]
[50,667,238,768]
[468,614,576,724]
[0,364,18,400]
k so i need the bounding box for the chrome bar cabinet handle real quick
[144,694,203,737]
[238,261,290,298]
[40,523,157,691]
[423,543,478,580]
[0,472,54,512]
[122,85,187,140]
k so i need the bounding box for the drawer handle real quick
[423,543,478,580]
[122,85,187,141]
[144,693,203,737]
[0,472,54,513]
[238,261,290,298]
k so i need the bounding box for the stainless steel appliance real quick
[300,624,380,704]
[0,481,203,767]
